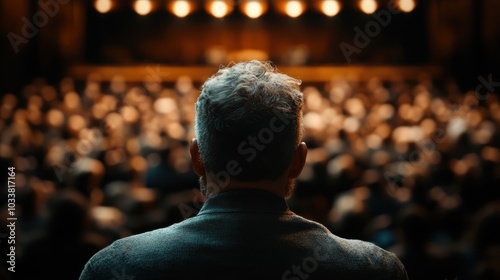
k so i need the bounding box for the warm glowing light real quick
[172,1,191,17]
[120,106,140,123]
[285,1,305,18]
[398,0,415,12]
[482,146,499,162]
[134,0,153,16]
[359,0,377,14]
[95,0,112,13]
[64,91,80,110]
[243,1,265,18]
[46,109,64,128]
[321,0,341,17]
[210,1,231,18]
[68,114,87,133]
[131,156,147,172]
[154,97,177,114]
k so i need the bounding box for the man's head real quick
[191,60,306,197]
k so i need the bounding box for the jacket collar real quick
[197,189,291,215]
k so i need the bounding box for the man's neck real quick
[205,177,289,198]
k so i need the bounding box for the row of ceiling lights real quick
[94,0,417,18]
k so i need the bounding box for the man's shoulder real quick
[321,236,408,279]
[285,215,408,279]
[109,217,201,250]
[79,219,201,280]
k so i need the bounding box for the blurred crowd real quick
[1,71,499,280]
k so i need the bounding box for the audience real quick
[0,71,499,279]
[15,189,106,280]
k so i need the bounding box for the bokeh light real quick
[359,0,378,14]
[398,0,416,13]
[285,0,305,18]
[208,0,233,18]
[133,0,153,16]
[64,91,81,111]
[154,97,177,114]
[320,0,341,17]
[94,0,113,14]
[171,0,192,18]
[241,0,266,19]
[46,109,65,128]
[68,114,87,134]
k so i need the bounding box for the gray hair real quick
[195,60,304,181]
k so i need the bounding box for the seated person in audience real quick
[18,189,105,280]
[80,60,408,280]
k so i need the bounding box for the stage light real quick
[318,0,341,17]
[206,0,234,18]
[359,0,377,14]
[173,1,190,17]
[94,0,113,14]
[134,0,153,16]
[240,0,267,19]
[245,2,263,18]
[168,0,194,18]
[285,0,306,18]
[398,0,415,13]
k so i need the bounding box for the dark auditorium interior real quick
[1,0,500,279]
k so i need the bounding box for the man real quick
[80,60,408,280]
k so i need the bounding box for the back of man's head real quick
[194,60,304,187]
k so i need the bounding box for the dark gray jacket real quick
[80,189,408,280]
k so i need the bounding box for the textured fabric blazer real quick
[80,189,408,280]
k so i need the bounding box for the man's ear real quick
[190,139,206,176]
[287,142,307,179]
